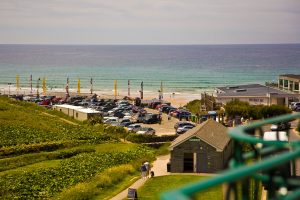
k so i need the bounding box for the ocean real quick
[0,44,299,94]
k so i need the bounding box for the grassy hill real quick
[0,96,155,199]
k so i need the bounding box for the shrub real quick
[126,133,177,143]
[185,99,202,114]
[225,99,291,119]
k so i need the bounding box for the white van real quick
[263,131,288,142]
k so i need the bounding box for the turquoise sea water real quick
[0,44,299,93]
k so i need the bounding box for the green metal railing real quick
[161,112,300,200]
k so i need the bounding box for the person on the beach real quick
[140,163,147,179]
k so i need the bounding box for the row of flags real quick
[13,75,164,99]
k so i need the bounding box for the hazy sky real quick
[1,0,300,44]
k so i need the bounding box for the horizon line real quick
[1,42,300,46]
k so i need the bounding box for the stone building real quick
[169,119,233,173]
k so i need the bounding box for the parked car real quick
[174,121,195,130]
[136,113,147,123]
[161,106,175,113]
[290,102,300,110]
[270,122,291,131]
[176,125,195,134]
[143,113,160,124]
[263,131,288,142]
[136,127,155,135]
[120,118,131,123]
[103,117,119,124]
[120,121,134,127]
[127,124,142,132]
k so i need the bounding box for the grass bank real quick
[138,175,223,200]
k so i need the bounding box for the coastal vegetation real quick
[225,99,291,119]
[0,96,156,199]
[185,99,202,114]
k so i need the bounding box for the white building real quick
[53,104,101,121]
[216,84,298,106]
[278,74,300,94]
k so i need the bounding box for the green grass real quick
[0,97,157,199]
[0,96,117,149]
[154,142,171,156]
[0,159,61,176]
[137,175,223,200]
[0,145,95,171]
[54,164,140,200]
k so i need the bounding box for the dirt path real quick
[109,154,218,200]
[110,154,171,200]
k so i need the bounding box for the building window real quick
[284,80,288,87]
[76,113,78,118]
[59,109,62,111]
[295,83,299,91]
[279,79,283,86]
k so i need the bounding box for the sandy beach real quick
[0,85,204,108]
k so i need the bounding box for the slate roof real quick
[170,119,231,151]
[216,84,296,97]
[279,74,300,81]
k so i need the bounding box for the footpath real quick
[110,154,170,200]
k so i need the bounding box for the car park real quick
[136,127,155,135]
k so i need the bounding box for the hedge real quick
[126,133,177,143]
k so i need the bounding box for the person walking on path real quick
[144,161,150,178]
[140,163,147,179]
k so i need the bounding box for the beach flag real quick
[77,78,81,94]
[160,81,163,100]
[90,78,93,94]
[114,80,118,99]
[16,75,20,93]
[140,81,144,99]
[30,75,33,94]
[37,78,40,97]
[128,80,130,97]
[66,77,69,98]
[42,77,46,96]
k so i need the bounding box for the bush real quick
[185,99,202,114]
[225,99,291,119]
[126,133,177,143]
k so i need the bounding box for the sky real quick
[0,0,300,45]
